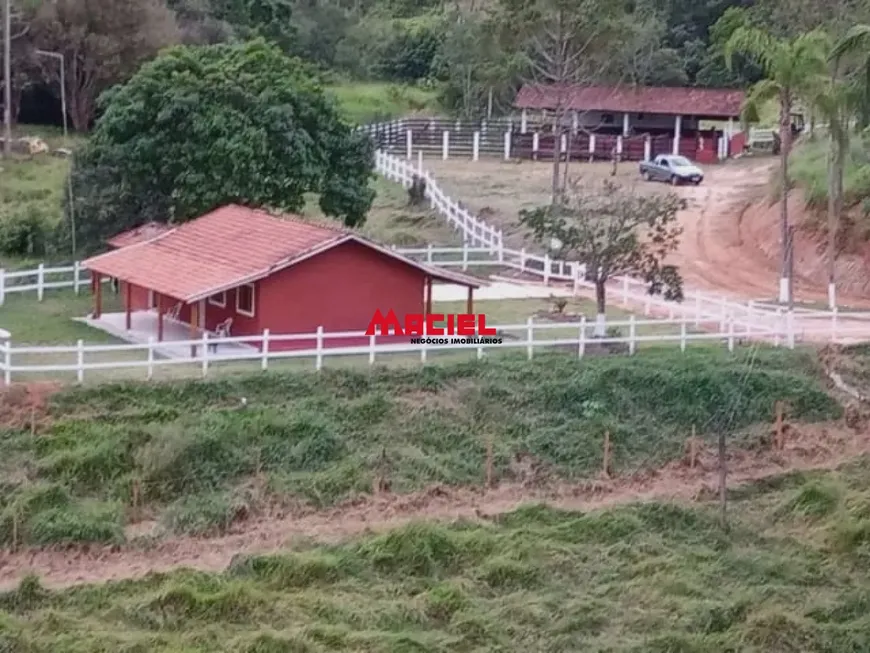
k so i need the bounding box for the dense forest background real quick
[3,0,869,128]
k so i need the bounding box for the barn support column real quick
[466,286,474,315]
[622,112,630,136]
[189,302,198,358]
[93,273,102,319]
[672,115,682,155]
[125,282,132,330]
[521,109,528,133]
[425,277,433,316]
[727,117,735,155]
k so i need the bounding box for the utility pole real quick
[3,0,11,158]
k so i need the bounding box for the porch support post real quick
[466,286,473,315]
[189,302,198,358]
[673,115,682,155]
[157,296,164,342]
[622,112,630,136]
[94,272,102,319]
[125,283,132,330]
[426,277,433,316]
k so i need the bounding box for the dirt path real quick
[0,421,867,591]
[667,159,870,308]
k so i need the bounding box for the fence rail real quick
[0,316,793,385]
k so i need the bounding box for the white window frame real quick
[208,291,227,308]
[236,283,255,317]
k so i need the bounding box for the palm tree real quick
[830,25,870,129]
[816,25,870,308]
[808,57,857,308]
[725,27,829,307]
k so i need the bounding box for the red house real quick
[81,205,483,353]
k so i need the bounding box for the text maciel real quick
[365,309,498,336]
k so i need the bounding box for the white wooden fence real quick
[0,316,791,385]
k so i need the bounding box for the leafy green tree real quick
[29,0,180,130]
[67,39,375,254]
[519,180,685,336]
[725,26,829,306]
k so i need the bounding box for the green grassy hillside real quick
[0,349,839,546]
[3,458,870,651]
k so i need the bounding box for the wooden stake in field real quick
[774,400,785,450]
[718,431,728,531]
[602,431,612,479]
[131,478,141,521]
[485,434,493,489]
[690,425,697,469]
[30,405,36,436]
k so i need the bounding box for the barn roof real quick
[107,222,172,248]
[83,204,484,303]
[514,84,746,118]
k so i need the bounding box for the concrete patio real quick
[75,310,259,360]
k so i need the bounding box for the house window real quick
[208,291,226,308]
[236,284,255,317]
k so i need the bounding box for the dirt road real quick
[0,420,866,591]
[666,158,870,308]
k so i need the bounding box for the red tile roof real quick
[107,222,172,248]
[514,84,746,118]
[83,204,482,302]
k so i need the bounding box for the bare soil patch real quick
[0,382,61,430]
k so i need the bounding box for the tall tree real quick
[29,0,179,130]
[520,179,684,336]
[725,26,829,307]
[67,39,375,254]
[495,0,622,202]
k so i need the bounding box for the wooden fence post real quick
[503,131,511,160]
[442,130,449,160]
[602,431,611,478]
[261,329,270,370]
[315,326,324,370]
[147,336,154,380]
[76,339,84,384]
[0,268,5,306]
[472,131,480,161]
[37,263,45,301]
[526,316,534,360]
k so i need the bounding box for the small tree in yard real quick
[519,180,685,336]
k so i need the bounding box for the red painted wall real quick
[252,240,426,350]
[729,131,747,156]
[115,242,430,350]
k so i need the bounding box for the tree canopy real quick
[519,180,685,335]
[67,39,374,254]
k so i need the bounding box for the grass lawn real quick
[5,457,870,652]
[788,137,870,213]
[303,177,462,248]
[326,81,438,123]
[0,348,839,546]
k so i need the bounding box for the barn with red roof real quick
[81,205,482,357]
[513,84,747,163]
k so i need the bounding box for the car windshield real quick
[669,156,692,166]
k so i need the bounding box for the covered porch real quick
[77,308,257,360]
[86,272,250,359]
